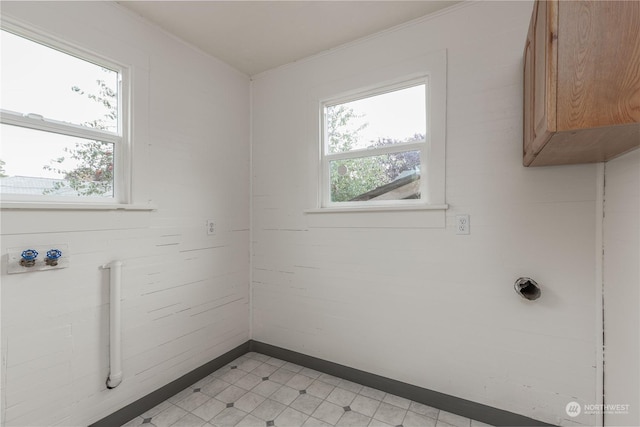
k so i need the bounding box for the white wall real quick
[0,2,250,426]
[251,2,599,425]
[603,149,640,426]
[3,2,624,426]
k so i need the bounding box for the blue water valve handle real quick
[21,249,39,261]
[45,249,63,266]
[20,249,39,267]
[46,249,62,260]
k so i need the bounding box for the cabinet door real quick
[525,0,558,165]
[532,0,547,138]
[534,1,557,138]
[523,20,535,164]
[557,0,640,130]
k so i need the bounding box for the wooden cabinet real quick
[523,1,640,167]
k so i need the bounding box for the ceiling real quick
[117,1,461,76]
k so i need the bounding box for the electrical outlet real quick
[456,214,470,235]
[206,219,216,236]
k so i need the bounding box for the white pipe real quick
[104,260,123,389]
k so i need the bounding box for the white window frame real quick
[309,49,447,216]
[0,18,151,210]
[321,78,429,209]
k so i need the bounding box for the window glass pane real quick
[0,124,114,198]
[329,150,421,202]
[0,30,119,133]
[326,84,425,154]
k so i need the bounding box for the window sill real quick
[0,201,157,211]
[304,204,448,214]
[304,204,447,228]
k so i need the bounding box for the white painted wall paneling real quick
[0,2,250,426]
[603,149,640,427]
[251,2,598,425]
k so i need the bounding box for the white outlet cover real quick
[456,214,470,235]
[7,244,70,274]
[206,220,216,235]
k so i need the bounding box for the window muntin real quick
[322,81,427,206]
[0,27,126,202]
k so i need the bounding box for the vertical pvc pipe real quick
[105,261,123,389]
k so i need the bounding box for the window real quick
[307,50,446,227]
[321,80,429,208]
[0,26,128,204]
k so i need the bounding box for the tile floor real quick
[122,352,492,427]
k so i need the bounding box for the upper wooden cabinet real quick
[523,0,640,167]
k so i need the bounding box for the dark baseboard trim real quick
[90,339,555,427]
[249,340,555,427]
[89,341,250,427]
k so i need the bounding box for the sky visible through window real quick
[0,29,118,179]
[327,84,426,152]
[1,29,422,188]
[325,83,427,203]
